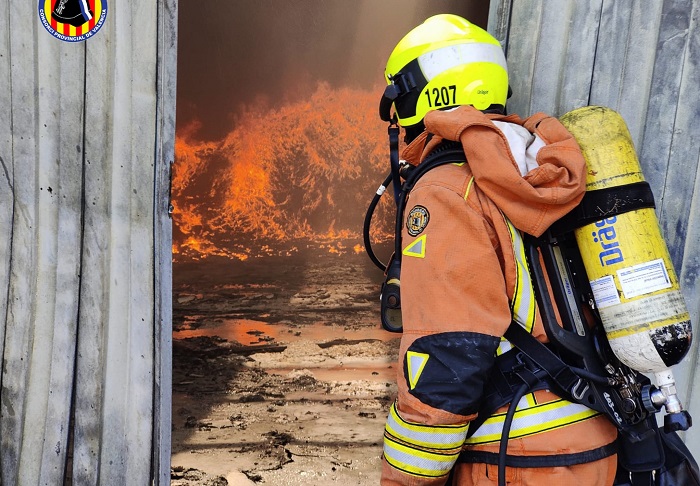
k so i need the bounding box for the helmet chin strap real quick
[379,84,401,122]
[378,71,420,203]
[379,72,416,122]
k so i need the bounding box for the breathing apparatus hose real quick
[363,173,393,272]
[393,181,409,261]
[364,124,401,273]
[364,141,465,273]
[498,383,529,486]
[569,365,616,386]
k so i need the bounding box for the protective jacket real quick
[380,106,618,485]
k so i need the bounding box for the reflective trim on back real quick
[497,216,537,355]
[506,217,537,332]
[464,394,599,445]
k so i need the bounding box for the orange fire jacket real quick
[380,106,618,485]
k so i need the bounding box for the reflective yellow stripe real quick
[384,434,459,477]
[383,402,467,478]
[464,176,475,200]
[465,397,599,445]
[482,216,599,445]
[524,392,538,407]
[386,402,469,450]
[498,216,537,354]
[505,217,537,333]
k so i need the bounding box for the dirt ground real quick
[171,247,400,485]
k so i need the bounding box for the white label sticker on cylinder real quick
[590,275,621,309]
[617,258,671,299]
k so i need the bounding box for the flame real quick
[173,82,397,261]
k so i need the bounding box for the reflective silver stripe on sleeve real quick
[383,435,458,478]
[383,402,467,478]
[385,402,469,450]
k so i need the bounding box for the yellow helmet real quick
[379,14,508,135]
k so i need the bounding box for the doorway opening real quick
[170,3,488,484]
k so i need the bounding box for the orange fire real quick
[173,83,397,261]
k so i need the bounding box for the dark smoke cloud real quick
[177,0,488,140]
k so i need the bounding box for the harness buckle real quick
[512,353,546,389]
[571,378,589,401]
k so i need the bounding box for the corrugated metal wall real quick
[490,0,700,456]
[0,1,176,484]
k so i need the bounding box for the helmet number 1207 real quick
[424,85,457,108]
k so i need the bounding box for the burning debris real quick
[172,83,396,262]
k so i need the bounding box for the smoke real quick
[177,0,488,140]
[173,1,489,261]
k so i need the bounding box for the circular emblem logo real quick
[39,0,108,43]
[406,205,430,237]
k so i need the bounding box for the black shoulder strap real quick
[400,141,465,192]
[550,181,655,235]
[394,141,466,260]
[465,322,592,440]
[499,321,625,423]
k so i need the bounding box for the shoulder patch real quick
[406,205,430,236]
[402,234,426,258]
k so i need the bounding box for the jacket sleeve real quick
[380,170,506,485]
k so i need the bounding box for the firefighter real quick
[377,14,618,485]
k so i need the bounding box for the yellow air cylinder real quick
[559,106,692,374]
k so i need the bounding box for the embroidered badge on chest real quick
[406,205,430,236]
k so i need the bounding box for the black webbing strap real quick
[388,124,401,204]
[465,322,584,441]
[626,471,655,486]
[457,441,618,468]
[466,348,553,439]
[550,181,655,236]
[503,322,582,397]
[394,142,465,260]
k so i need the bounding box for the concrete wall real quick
[490,0,700,457]
[0,1,176,484]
